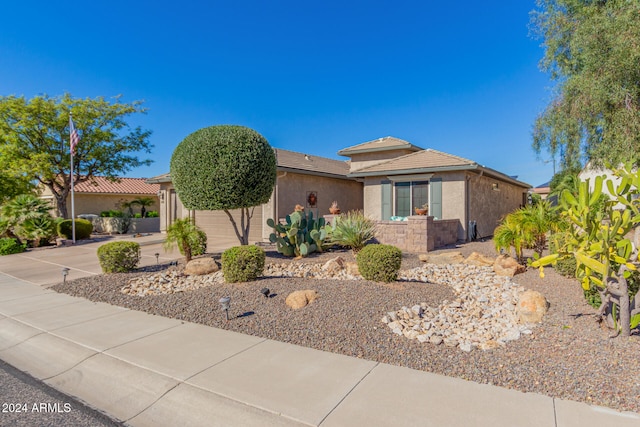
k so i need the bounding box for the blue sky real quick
[1,1,555,187]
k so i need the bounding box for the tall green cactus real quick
[531,163,640,337]
[267,209,327,257]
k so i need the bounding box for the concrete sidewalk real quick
[1,239,639,426]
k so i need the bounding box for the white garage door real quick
[194,206,264,246]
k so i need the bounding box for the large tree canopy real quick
[170,125,277,245]
[0,93,153,218]
[531,0,640,170]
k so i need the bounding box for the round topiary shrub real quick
[357,244,402,282]
[97,241,140,273]
[0,238,26,255]
[221,245,265,283]
[57,219,93,240]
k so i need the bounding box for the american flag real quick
[69,116,79,156]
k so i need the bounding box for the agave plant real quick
[329,210,377,253]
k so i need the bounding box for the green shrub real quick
[189,229,208,257]
[100,210,124,218]
[329,210,377,253]
[221,245,265,283]
[0,238,26,255]
[57,219,93,240]
[134,213,142,218]
[97,241,140,273]
[146,211,159,218]
[357,244,402,282]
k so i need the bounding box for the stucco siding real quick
[275,172,362,219]
[348,150,416,172]
[468,174,526,239]
[194,206,264,247]
[363,178,383,220]
[440,172,467,240]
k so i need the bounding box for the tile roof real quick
[274,148,350,177]
[73,176,160,195]
[337,136,423,156]
[349,148,475,175]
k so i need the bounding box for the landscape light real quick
[155,253,160,264]
[260,288,270,298]
[61,267,70,284]
[219,296,231,321]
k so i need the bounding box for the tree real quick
[531,0,640,170]
[170,125,277,245]
[532,165,640,337]
[0,93,153,218]
[131,196,155,217]
[0,173,34,205]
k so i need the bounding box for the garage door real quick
[194,206,264,246]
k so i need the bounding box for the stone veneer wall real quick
[374,216,459,253]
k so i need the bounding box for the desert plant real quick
[131,196,155,217]
[532,165,640,337]
[0,194,54,244]
[20,216,55,247]
[146,211,159,218]
[267,210,327,257]
[97,241,140,273]
[221,245,265,283]
[357,244,402,282]
[0,237,25,255]
[57,219,93,240]
[170,125,277,245]
[163,218,206,262]
[329,210,377,253]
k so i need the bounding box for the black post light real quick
[155,253,160,264]
[260,288,270,298]
[61,267,70,284]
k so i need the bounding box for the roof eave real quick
[277,166,354,180]
[348,164,478,178]
[338,144,423,156]
[477,166,531,189]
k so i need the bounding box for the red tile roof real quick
[73,176,160,195]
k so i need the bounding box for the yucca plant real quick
[329,210,377,253]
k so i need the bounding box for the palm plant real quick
[0,194,53,245]
[132,197,155,217]
[163,218,205,262]
[329,210,377,253]
[494,211,526,262]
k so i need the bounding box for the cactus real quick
[266,209,328,257]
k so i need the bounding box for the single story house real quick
[151,137,530,251]
[146,148,364,246]
[338,136,531,242]
[40,176,160,217]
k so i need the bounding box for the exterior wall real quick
[40,187,158,218]
[275,172,363,220]
[157,183,189,233]
[91,217,160,234]
[468,174,527,239]
[348,150,415,172]
[363,173,467,240]
[374,216,459,253]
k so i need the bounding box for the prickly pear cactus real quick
[267,209,328,257]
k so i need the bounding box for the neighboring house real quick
[532,181,551,200]
[338,136,531,241]
[146,148,364,246]
[39,176,160,217]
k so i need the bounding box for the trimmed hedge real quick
[0,238,26,255]
[57,219,93,240]
[357,244,402,282]
[170,125,277,210]
[97,241,140,273]
[221,245,265,283]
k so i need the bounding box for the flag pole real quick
[69,112,76,244]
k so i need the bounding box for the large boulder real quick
[464,252,495,267]
[493,255,526,277]
[516,290,549,324]
[285,290,319,309]
[322,257,345,276]
[184,257,219,276]
[420,252,465,265]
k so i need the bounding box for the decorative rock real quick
[345,262,360,277]
[420,252,465,265]
[184,257,219,276]
[516,290,549,324]
[493,255,526,277]
[322,257,345,275]
[285,289,319,309]
[465,252,495,267]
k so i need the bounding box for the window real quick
[394,181,428,216]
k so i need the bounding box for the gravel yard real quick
[52,240,640,414]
